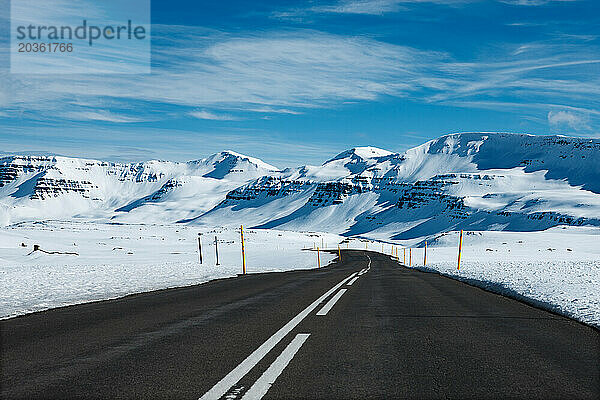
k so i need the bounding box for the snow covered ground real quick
[0,221,343,319]
[1,221,598,329]
[393,227,600,328]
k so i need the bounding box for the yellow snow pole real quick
[317,247,321,268]
[457,229,464,271]
[424,241,427,266]
[240,225,246,275]
[338,244,341,261]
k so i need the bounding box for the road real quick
[1,250,598,399]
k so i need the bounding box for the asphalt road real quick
[1,250,598,399]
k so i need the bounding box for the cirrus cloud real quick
[189,110,240,121]
[1,26,598,131]
[547,110,589,130]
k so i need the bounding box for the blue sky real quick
[0,0,599,167]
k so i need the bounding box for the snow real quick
[195,150,279,180]
[2,133,599,238]
[0,150,278,226]
[1,220,598,329]
[0,133,598,329]
[320,146,396,176]
[0,221,341,319]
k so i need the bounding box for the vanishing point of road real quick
[1,250,598,399]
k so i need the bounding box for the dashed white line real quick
[199,272,357,400]
[347,276,359,286]
[358,255,372,275]
[241,333,310,400]
[316,289,347,316]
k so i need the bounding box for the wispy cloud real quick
[547,110,589,130]
[243,107,303,115]
[189,110,240,121]
[313,0,408,15]
[1,24,598,131]
[500,0,578,6]
[1,29,444,119]
[60,110,146,123]
[275,0,474,17]
[274,0,579,19]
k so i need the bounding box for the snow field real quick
[1,222,598,329]
[0,221,341,319]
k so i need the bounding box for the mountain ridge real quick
[1,132,599,239]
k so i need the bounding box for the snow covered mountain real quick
[191,133,600,239]
[0,151,277,225]
[1,133,599,239]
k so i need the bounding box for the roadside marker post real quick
[409,248,412,266]
[338,244,341,261]
[317,247,321,268]
[403,248,406,265]
[198,233,203,264]
[424,241,427,266]
[214,236,220,266]
[457,229,464,271]
[240,225,247,275]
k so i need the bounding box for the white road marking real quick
[358,255,372,275]
[199,272,357,400]
[347,277,359,286]
[241,334,310,400]
[316,289,347,316]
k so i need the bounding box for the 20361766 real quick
[17,43,73,53]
